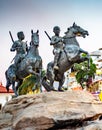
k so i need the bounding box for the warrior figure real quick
[50,26,64,70]
[10,31,28,67]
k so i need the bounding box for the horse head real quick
[64,22,89,38]
[31,30,39,46]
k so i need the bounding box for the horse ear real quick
[31,30,33,34]
[37,30,39,34]
[73,22,75,26]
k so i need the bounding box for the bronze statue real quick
[42,23,90,91]
[50,26,64,70]
[10,31,28,67]
[5,30,42,96]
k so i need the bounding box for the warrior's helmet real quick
[53,26,60,35]
[17,31,25,40]
[53,26,60,32]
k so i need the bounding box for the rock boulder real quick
[0,90,102,130]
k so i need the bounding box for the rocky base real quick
[0,90,102,130]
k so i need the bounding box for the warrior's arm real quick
[50,36,63,45]
[10,41,18,51]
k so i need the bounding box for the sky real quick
[0,0,102,85]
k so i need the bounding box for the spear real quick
[9,31,14,43]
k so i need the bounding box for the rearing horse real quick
[42,23,90,91]
[5,30,42,96]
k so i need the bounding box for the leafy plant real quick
[18,70,46,95]
[73,56,96,88]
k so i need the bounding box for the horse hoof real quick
[51,87,57,91]
[6,87,9,92]
[12,95,18,98]
[58,88,65,92]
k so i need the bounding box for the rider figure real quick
[50,26,64,70]
[10,31,28,67]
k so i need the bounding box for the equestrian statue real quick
[42,23,90,91]
[5,30,42,96]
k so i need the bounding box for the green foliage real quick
[18,74,37,95]
[18,70,46,95]
[74,57,96,87]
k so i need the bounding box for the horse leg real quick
[79,48,88,55]
[42,76,55,91]
[32,74,42,92]
[79,48,90,68]
[76,54,90,66]
[38,68,43,92]
[5,71,11,92]
[16,79,23,92]
[5,79,11,92]
[6,79,18,96]
[42,76,52,91]
[27,66,40,76]
[50,79,55,91]
[12,81,18,97]
[58,74,65,91]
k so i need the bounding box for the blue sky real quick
[0,0,102,84]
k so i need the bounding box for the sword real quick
[44,31,51,41]
[9,31,14,43]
